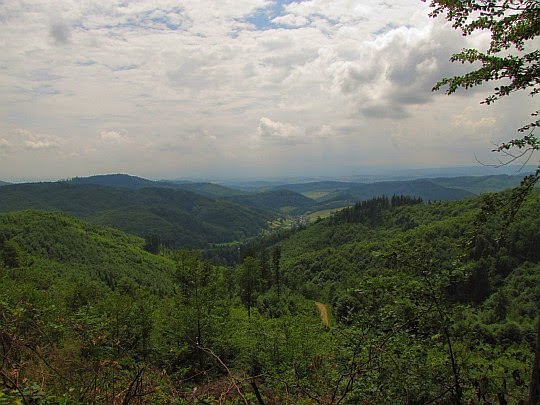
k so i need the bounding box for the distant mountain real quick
[429,174,526,194]
[281,174,525,210]
[173,182,247,198]
[68,174,247,199]
[0,182,274,247]
[304,179,475,213]
[342,179,475,202]
[225,189,316,214]
[68,173,175,189]
[0,180,10,186]
[272,181,359,194]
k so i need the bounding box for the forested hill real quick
[268,175,524,204]
[272,181,359,193]
[224,189,316,214]
[68,174,247,198]
[172,182,247,198]
[429,174,525,194]
[1,189,539,403]
[275,189,540,294]
[68,173,175,189]
[0,182,273,247]
[0,210,176,294]
[304,178,474,205]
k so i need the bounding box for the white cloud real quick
[257,117,302,140]
[0,138,11,152]
[0,0,536,180]
[454,115,497,130]
[14,129,63,150]
[272,14,309,27]
[100,130,129,144]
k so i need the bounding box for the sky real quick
[1,0,538,181]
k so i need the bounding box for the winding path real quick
[315,302,329,327]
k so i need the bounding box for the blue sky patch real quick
[246,0,303,30]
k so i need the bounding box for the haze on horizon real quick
[1,0,537,182]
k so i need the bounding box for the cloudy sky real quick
[1,0,537,181]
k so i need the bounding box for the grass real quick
[302,191,332,200]
[307,206,349,221]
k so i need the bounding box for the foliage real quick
[0,188,538,402]
[0,183,274,248]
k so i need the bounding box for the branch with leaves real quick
[425,0,539,168]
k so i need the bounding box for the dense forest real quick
[1,179,538,403]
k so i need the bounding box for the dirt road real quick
[315,302,329,327]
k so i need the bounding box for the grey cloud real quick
[360,104,409,120]
[32,85,61,96]
[257,117,306,144]
[110,64,140,72]
[50,21,71,45]
[0,138,11,152]
[394,92,431,105]
[29,69,63,82]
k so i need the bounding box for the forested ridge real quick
[1,186,538,403]
[0,182,274,248]
[0,174,526,252]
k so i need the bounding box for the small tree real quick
[239,256,261,318]
[1,239,23,268]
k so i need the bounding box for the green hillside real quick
[430,174,525,194]
[273,180,359,194]
[0,182,274,247]
[68,174,247,198]
[174,181,247,198]
[225,189,316,214]
[270,175,523,207]
[0,210,176,294]
[1,187,539,403]
[344,179,475,201]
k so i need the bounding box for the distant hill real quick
[225,189,315,214]
[67,173,175,189]
[68,174,246,199]
[305,179,475,213]
[429,174,526,194]
[0,180,10,186]
[0,182,274,247]
[345,179,475,202]
[270,174,526,204]
[174,182,247,198]
[272,181,359,194]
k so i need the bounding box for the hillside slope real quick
[225,189,315,214]
[68,173,176,189]
[0,182,273,247]
[0,210,176,294]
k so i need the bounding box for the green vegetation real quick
[1,185,538,403]
[0,182,273,248]
[431,175,526,195]
[225,189,315,214]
